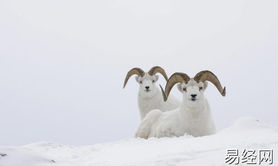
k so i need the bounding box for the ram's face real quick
[136,74,159,96]
[178,79,207,103]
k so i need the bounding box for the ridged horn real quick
[194,70,226,96]
[148,66,168,81]
[161,72,190,101]
[123,68,145,88]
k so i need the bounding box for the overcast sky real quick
[0,0,277,145]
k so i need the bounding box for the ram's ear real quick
[177,83,183,93]
[177,83,187,93]
[154,75,159,82]
[203,81,208,90]
[135,76,140,83]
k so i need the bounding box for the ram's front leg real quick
[135,128,149,139]
[135,118,152,139]
[155,125,174,138]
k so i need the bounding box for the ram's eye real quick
[152,80,155,83]
[183,88,187,91]
[139,81,142,84]
[199,87,203,90]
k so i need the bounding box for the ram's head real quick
[160,70,226,104]
[123,66,169,97]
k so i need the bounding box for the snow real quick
[1,117,277,166]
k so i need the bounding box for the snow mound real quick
[1,117,278,166]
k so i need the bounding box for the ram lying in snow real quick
[123,66,180,119]
[135,70,226,138]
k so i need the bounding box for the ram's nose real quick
[145,86,150,90]
[191,94,197,98]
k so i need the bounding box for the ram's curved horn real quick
[161,72,190,101]
[123,68,145,88]
[148,66,168,81]
[194,70,226,96]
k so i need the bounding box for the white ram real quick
[123,66,180,119]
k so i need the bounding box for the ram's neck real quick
[178,98,215,137]
[179,98,209,120]
[137,86,160,118]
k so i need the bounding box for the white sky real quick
[0,0,277,145]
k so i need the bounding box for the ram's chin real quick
[146,91,154,96]
[187,98,198,102]
[140,91,155,98]
[187,99,201,106]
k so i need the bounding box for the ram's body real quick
[135,98,215,138]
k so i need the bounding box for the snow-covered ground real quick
[0,117,277,166]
